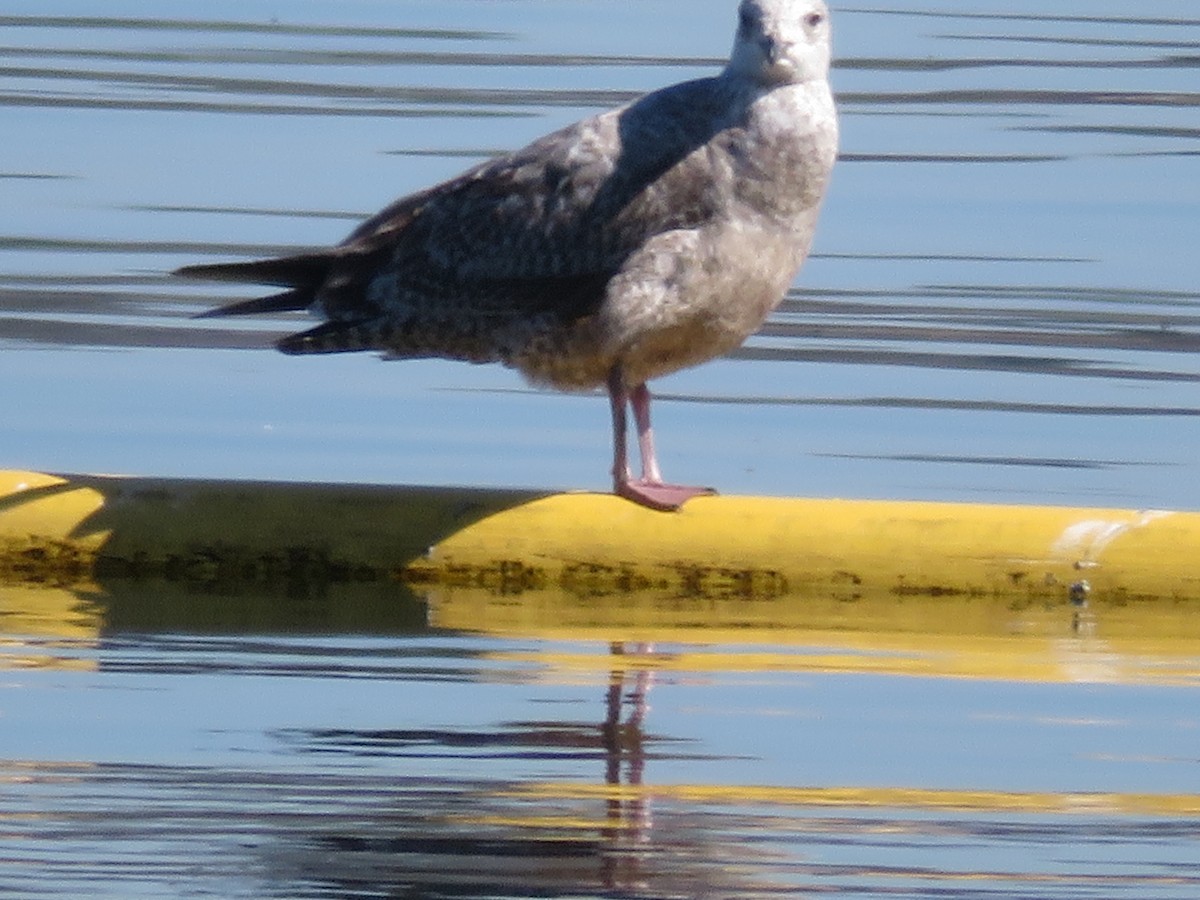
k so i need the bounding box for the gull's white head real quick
[726,0,832,85]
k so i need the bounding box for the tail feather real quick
[276,319,381,356]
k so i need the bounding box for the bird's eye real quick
[805,12,824,28]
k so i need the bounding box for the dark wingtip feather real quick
[192,288,311,319]
[175,252,333,288]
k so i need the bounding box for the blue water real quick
[3,629,1198,898]
[2,0,1198,507]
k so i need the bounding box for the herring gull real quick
[179,0,839,511]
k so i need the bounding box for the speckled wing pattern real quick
[188,76,743,361]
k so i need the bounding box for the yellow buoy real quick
[1,469,1197,605]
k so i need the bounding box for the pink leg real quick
[608,368,634,488]
[629,384,664,484]
[607,367,714,511]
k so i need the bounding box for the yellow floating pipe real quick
[1,469,1199,606]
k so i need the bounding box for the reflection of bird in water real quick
[603,642,655,788]
[601,641,656,890]
[179,0,838,510]
[271,638,761,897]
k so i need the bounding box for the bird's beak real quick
[760,36,797,77]
[760,36,782,65]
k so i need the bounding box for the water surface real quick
[3,585,1199,898]
[1,0,1197,507]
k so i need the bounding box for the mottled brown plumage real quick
[180,0,838,510]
